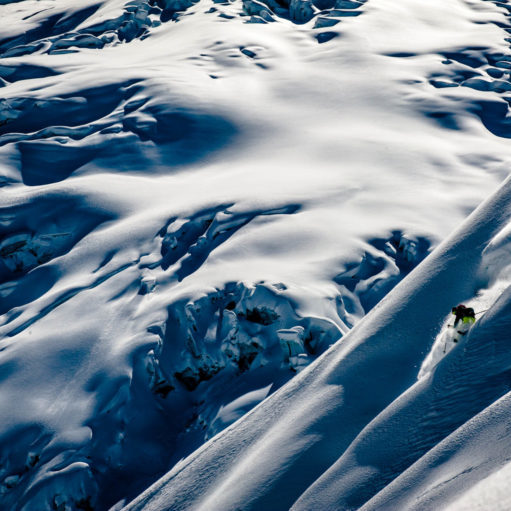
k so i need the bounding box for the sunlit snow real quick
[1,0,511,509]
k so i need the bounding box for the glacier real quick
[1,0,511,509]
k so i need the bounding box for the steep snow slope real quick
[1,0,511,509]
[123,175,511,510]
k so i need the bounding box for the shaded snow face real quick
[1,0,511,509]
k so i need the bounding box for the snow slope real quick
[1,0,511,509]
[123,175,511,511]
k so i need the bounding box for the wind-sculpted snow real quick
[0,78,238,185]
[0,194,112,314]
[334,231,431,320]
[2,0,511,509]
[242,0,367,33]
[385,0,511,140]
[0,0,364,62]
[124,176,511,511]
[0,0,198,58]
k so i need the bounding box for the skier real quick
[450,304,475,342]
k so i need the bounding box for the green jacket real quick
[451,311,475,324]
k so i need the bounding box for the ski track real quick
[1,0,511,509]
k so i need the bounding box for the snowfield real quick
[1,0,511,509]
